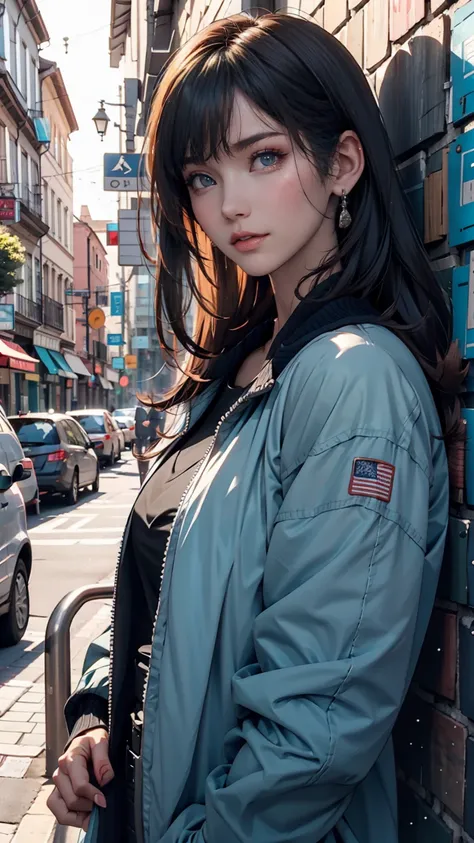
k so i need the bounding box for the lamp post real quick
[92,101,110,142]
[92,100,127,141]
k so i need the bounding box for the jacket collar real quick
[207,278,380,389]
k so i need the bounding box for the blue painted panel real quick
[452,263,474,359]
[452,0,474,124]
[463,408,474,506]
[448,132,474,246]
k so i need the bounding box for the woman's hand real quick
[47,727,114,831]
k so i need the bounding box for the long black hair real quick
[145,12,465,440]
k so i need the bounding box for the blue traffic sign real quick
[107,333,123,346]
[110,291,124,317]
[103,154,148,192]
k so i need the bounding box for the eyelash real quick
[184,148,287,191]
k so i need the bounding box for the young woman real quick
[47,13,462,843]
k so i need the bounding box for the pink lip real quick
[231,233,269,253]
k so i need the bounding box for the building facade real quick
[73,208,114,409]
[0,0,49,413]
[34,61,81,413]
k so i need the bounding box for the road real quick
[26,450,138,620]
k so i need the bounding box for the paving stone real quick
[17,694,43,706]
[29,714,44,724]
[28,785,54,815]
[0,714,33,724]
[11,813,55,843]
[0,745,43,758]
[0,758,31,779]
[0,734,21,745]
[9,705,44,716]
[0,825,17,836]
[0,724,34,734]
[18,734,44,748]
[0,778,41,823]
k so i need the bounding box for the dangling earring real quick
[338,189,352,229]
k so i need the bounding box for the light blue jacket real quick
[68,319,448,843]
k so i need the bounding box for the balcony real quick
[93,340,107,361]
[63,305,76,345]
[15,293,42,324]
[42,295,64,332]
[18,183,42,217]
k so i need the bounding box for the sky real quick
[37,0,122,220]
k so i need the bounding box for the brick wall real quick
[170,0,473,838]
[284,0,472,840]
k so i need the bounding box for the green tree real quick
[0,227,25,295]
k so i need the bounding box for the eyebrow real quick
[183,131,285,166]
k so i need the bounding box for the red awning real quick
[80,357,93,375]
[0,339,38,373]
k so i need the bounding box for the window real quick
[9,419,59,446]
[43,181,48,225]
[9,137,17,185]
[75,414,105,434]
[57,273,63,304]
[51,267,56,300]
[9,24,17,83]
[25,253,33,300]
[31,160,39,214]
[30,57,36,110]
[20,42,27,98]
[51,189,55,236]
[57,198,62,242]
[64,208,68,249]
[34,258,41,301]
[54,130,59,161]
[95,252,99,269]
[21,150,28,196]
[43,263,49,297]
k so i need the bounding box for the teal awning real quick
[49,350,78,380]
[34,117,51,144]
[34,345,58,375]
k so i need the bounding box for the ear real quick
[330,131,365,198]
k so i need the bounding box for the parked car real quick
[112,408,136,448]
[8,413,99,506]
[0,461,32,646]
[0,410,39,512]
[68,410,122,466]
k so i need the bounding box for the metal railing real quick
[42,294,64,331]
[44,584,113,777]
[17,183,42,217]
[15,292,42,323]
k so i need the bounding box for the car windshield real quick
[10,419,59,446]
[74,415,105,434]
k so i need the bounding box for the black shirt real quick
[130,383,245,649]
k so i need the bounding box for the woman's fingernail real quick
[94,793,107,809]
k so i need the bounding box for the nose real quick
[221,181,251,221]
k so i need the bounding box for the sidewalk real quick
[0,601,111,843]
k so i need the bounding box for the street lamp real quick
[92,101,110,141]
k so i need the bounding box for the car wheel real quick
[92,467,100,493]
[108,446,115,466]
[65,469,79,506]
[116,447,121,463]
[0,558,30,647]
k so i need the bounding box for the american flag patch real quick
[348,458,395,503]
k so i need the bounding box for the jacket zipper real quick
[106,408,192,736]
[138,377,274,842]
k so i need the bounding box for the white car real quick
[0,462,31,646]
[0,410,39,512]
[113,409,136,448]
[68,410,123,466]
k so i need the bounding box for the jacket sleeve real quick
[64,627,111,736]
[158,342,447,843]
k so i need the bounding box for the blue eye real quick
[258,152,278,167]
[187,173,215,190]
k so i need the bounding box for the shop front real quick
[63,352,93,410]
[0,338,39,414]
